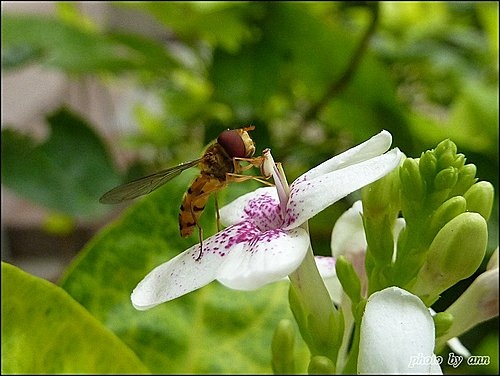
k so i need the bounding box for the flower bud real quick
[271,319,296,374]
[429,196,466,238]
[464,181,495,220]
[335,255,362,305]
[400,158,424,202]
[434,166,458,191]
[451,153,465,169]
[362,166,401,217]
[451,164,477,196]
[308,356,336,374]
[487,248,498,270]
[435,139,457,168]
[433,312,453,338]
[419,150,437,185]
[410,212,488,305]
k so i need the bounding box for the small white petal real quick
[315,255,336,278]
[358,286,440,374]
[315,256,343,304]
[446,337,471,358]
[298,130,393,181]
[330,200,366,257]
[131,231,238,310]
[219,187,280,227]
[392,217,406,262]
[286,148,403,229]
[217,227,310,290]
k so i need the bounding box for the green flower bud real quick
[433,311,454,338]
[487,247,498,270]
[464,181,495,220]
[419,150,437,185]
[335,255,362,305]
[451,164,477,196]
[308,356,336,374]
[400,158,424,201]
[272,319,296,374]
[362,165,401,217]
[451,153,465,169]
[429,196,467,237]
[435,139,457,168]
[410,212,488,305]
[434,166,458,191]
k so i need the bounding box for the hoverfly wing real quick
[99,159,202,204]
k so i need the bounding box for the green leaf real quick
[1,107,121,219]
[1,14,127,72]
[1,262,149,374]
[121,2,254,52]
[60,173,309,373]
[408,80,498,156]
[209,3,352,114]
[1,13,176,74]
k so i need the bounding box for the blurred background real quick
[1,2,498,373]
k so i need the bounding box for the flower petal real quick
[446,337,471,359]
[315,256,343,304]
[131,232,236,310]
[217,226,310,290]
[297,130,393,181]
[358,286,440,374]
[219,187,282,227]
[315,255,336,278]
[286,148,403,228]
[330,200,366,257]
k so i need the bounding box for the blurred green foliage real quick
[1,2,498,374]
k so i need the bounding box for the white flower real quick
[358,286,442,374]
[131,130,403,310]
[317,199,405,303]
[435,247,499,352]
[318,200,478,368]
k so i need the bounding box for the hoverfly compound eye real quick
[218,129,254,158]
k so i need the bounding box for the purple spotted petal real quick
[217,224,310,290]
[219,187,283,228]
[131,225,264,310]
[296,130,393,182]
[131,229,244,310]
[284,148,403,229]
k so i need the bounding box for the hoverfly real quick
[99,126,271,259]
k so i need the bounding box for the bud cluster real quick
[399,139,493,305]
[361,138,493,305]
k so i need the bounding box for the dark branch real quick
[302,3,380,123]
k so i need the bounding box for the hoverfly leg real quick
[226,172,274,187]
[189,201,204,261]
[195,225,204,261]
[232,155,265,172]
[214,193,221,232]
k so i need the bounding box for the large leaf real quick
[1,262,149,374]
[121,2,254,52]
[60,172,309,373]
[1,13,177,74]
[1,107,121,219]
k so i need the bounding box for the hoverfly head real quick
[217,126,256,158]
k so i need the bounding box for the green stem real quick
[289,246,335,328]
[288,225,343,365]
